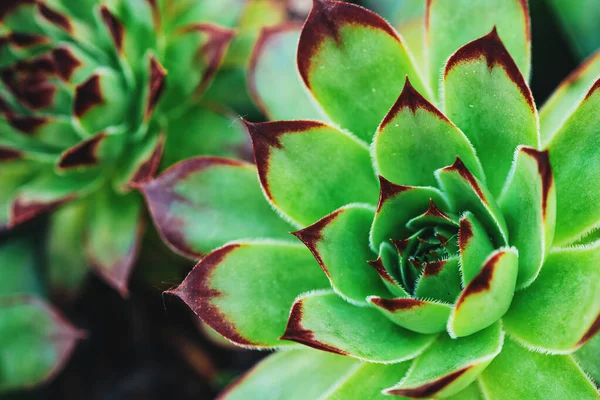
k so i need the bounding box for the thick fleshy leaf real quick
[370,176,449,250]
[281,291,435,363]
[161,104,250,168]
[458,212,495,286]
[85,190,143,296]
[445,382,486,400]
[443,28,538,198]
[480,337,599,399]
[449,248,518,338]
[374,78,483,187]
[500,147,556,289]
[56,130,125,173]
[415,257,462,304]
[0,159,36,229]
[169,242,329,348]
[142,157,293,259]
[435,158,508,245]
[427,0,530,97]
[540,50,600,145]
[368,297,452,335]
[0,297,83,393]
[246,120,378,226]
[502,243,600,353]
[297,0,429,143]
[369,242,409,298]
[248,24,325,121]
[293,204,388,304]
[547,0,600,60]
[322,361,412,400]
[115,127,164,190]
[386,322,503,398]
[546,79,600,245]
[0,238,42,296]
[219,349,359,400]
[573,333,600,385]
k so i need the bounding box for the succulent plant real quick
[0,0,294,295]
[146,0,600,398]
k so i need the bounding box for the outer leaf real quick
[246,120,378,226]
[297,0,429,143]
[435,158,508,245]
[0,297,83,393]
[546,78,600,245]
[573,333,600,385]
[445,382,486,400]
[248,24,326,121]
[540,50,600,145]
[443,28,538,198]
[427,0,530,96]
[480,337,599,399]
[449,248,518,338]
[219,349,359,400]
[370,176,449,250]
[0,238,42,296]
[458,212,495,286]
[499,147,556,289]
[142,157,293,259]
[293,204,388,305]
[373,78,484,187]
[368,297,452,335]
[0,159,36,229]
[547,0,600,60]
[168,242,329,348]
[281,291,435,363]
[502,243,600,353]
[386,322,503,398]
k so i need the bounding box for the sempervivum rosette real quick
[144,0,600,398]
[0,0,290,294]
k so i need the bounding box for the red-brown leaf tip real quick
[386,367,471,398]
[74,74,103,118]
[58,133,106,170]
[377,175,412,212]
[443,157,486,200]
[370,297,425,311]
[520,147,553,220]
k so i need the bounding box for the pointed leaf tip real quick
[377,176,412,212]
[386,367,472,398]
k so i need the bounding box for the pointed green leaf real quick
[0,238,43,296]
[500,147,556,289]
[0,297,83,393]
[370,176,449,250]
[56,129,126,173]
[142,157,293,259]
[435,158,508,245]
[297,0,429,143]
[281,291,435,363]
[115,127,164,190]
[449,248,518,338]
[293,204,389,305]
[85,190,142,296]
[546,78,600,245]
[405,200,458,231]
[503,243,600,353]
[169,242,329,348]
[368,297,452,335]
[374,78,483,187]
[573,333,600,385]
[246,120,378,226]
[415,257,462,304]
[0,159,36,230]
[443,29,538,197]
[220,349,359,400]
[480,337,599,399]
[368,242,409,298]
[458,212,495,286]
[248,24,326,121]
[540,50,600,145]
[386,322,503,398]
[427,0,531,97]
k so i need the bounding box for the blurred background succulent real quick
[143,0,600,398]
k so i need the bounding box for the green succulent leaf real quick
[246,120,378,226]
[368,297,452,335]
[449,248,518,338]
[499,147,556,289]
[445,382,486,400]
[540,50,600,145]
[0,238,43,296]
[220,348,359,400]
[297,0,429,143]
[480,337,599,400]
[114,126,164,190]
[414,257,462,304]
[369,242,410,298]
[169,242,329,348]
[427,0,531,97]
[142,157,293,259]
[458,212,495,286]
[0,159,36,230]
[502,243,600,353]
[292,204,389,305]
[546,78,600,246]
[386,322,503,399]
[281,290,435,363]
[573,333,600,385]
[546,0,600,60]
[248,24,326,121]
[443,28,538,198]
[0,297,83,393]
[373,78,484,187]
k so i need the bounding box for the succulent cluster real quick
[139,0,600,398]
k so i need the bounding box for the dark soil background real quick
[4,2,579,399]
